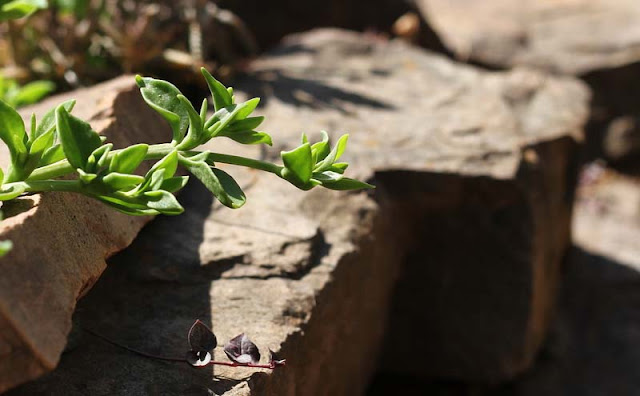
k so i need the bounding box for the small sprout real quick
[186,320,216,368]
[224,333,261,364]
[184,321,281,370]
[188,320,217,352]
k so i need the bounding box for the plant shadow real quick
[238,69,394,112]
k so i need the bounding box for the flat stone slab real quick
[417,0,640,75]
[0,77,173,392]
[7,157,398,396]
[236,29,588,382]
[8,28,590,393]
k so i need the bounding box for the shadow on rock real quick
[6,178,223,395]
[368,246,640,396]
[500,246,640,396]
[239,69,395,112]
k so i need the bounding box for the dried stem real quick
[82,326,285,370]
[206,360,286,370]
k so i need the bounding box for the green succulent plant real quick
[0,68,372,217]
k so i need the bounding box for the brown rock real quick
[0,76,173,392]
[417,0,640,167]
[500,166,640,395]
[417,0,640,76]
[235,29,588,382]
[7,28,589,394]
[6,151,403,396]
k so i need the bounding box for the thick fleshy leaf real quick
[235,98,260,121]
[144,168,167,192]
[102,173,145,190]
[0,183,25,200]
[201,68,232,111]
[136,150,178,194]
[77,169,97,184]
[21,128,55,178]
[312,170,344,183]
[98,189,182,216]
[206,100,258,139]
[150,150,178,179]
[86,144,112,173]
[160,176,189,193]
[281,143,313,186]
[188,320,217,352]
[310,131,330,163]
[143,190,184,215]
[56,106,101,170]
[109,144,148,174]
[224,334,260,364]
[136,75,189,143]
[330,162,349,173]
[39,144,65,166]
[0,99,27,164]
[96,194,160,216]
[199,98,208,125]
[321,177,375,190]
[12,80,54,107]
[29,127,55,155]
[226,116,264,133]
[216,129,272,146]
[0,0,47,20]
[314,134,349,173]
[34,100,67,138]
[181,158,245,209]
[175,95,205,150]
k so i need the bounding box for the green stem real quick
[26,143,284,182]
[5,180,84,194]
[205,153,283,175]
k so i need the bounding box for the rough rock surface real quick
[417,0,640,75]
[369,166,640,394]
[0,77,173,392]
[501,166,640,395]
[417,0,640,166]
[7,28,589,394]
[238,29,589,381]
[7,149,401,396]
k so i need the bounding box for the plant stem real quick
[26,144,284,182]
[4,180,85,194]
[207,360,286,369]
[205,153,283,175]
[83,325,285,369]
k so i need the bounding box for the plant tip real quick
[134,75,145,88]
